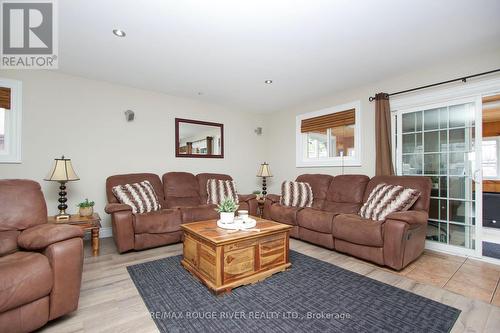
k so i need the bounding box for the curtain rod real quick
[368,68,500,102]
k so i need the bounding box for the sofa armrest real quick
[109,209,135,253]
[105,203,132,214]
[18,224,84,250]
[385,210,428,226]
[265,194,281,204]
[238,194,257,202]
[44,237,83,320]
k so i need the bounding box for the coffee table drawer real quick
[260,237,285,268]
[223,247,255,282]
[199,244,216,282]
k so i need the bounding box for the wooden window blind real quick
[0,87,11,110]
[301,109,355,133]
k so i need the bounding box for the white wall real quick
[264,49,500,193]
[0,71,267,231]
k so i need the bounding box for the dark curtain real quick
[375,93,394,176]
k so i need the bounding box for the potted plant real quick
[77,198,95,217]
[252,190,262,200]
[215,198,239,223]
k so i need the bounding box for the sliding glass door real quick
[396,98,482,254]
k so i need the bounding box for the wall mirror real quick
[175,118,224,158]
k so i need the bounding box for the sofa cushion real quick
[133,209,182,234]
[0,252,52,313]
[326,175,370,203]
[297,208,335,233]
[112,180,162,214]
[332,214,384,247]
[162,172,201,208]
[207,179,239,205]
[197,173,233,204]
[269,204,300,226]
[180,205,219,224]
[0,231,19,256]
[0,180,47,231]
[295,174,333,209]
[280,181,313,208]
[359,183,420,221]
[106,173,166,207]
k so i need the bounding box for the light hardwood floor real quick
[40,238,500,333]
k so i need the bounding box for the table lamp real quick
[44,155,80,220]
[257,162,272,196]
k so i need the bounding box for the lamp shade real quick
[44,156,80,182]
[257,162,272,177]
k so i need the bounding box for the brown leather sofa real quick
[105,172,257,253]
[0,180,84,333]
[263,174,431,270]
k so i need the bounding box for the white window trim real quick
[296,100,361,167]
[0,78,22,163]
[482,136,500,180]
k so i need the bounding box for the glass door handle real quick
[472,169,482,183]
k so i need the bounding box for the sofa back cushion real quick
[197,173,233,204]
[162,172,201,208]
[106,173,166,207]
[295,174,333,209]
[363,176,432,212]
[323,175,370,213]
[0,179,47,232]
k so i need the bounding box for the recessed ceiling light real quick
[264,80,273,84]
[113,29,126,37]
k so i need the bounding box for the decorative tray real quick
[217,217,257,230]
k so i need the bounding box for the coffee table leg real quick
[91,228,99,256]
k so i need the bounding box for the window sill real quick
[0,159,22,164]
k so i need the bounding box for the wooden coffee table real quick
[180,217,293,294]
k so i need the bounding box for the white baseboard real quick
[100,227,113,238]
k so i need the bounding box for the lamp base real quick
[56,213,70,221]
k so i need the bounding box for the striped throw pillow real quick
[206,179,239,205]
[112,180,161,214]
[280,181,313,208]
[359,183,420,221]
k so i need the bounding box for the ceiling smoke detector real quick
[264,80,273,84]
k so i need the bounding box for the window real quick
[296,101,361,167]
[0,79,22,163]
[482,137,500,178]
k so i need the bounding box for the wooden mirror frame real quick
[175,118,224,158]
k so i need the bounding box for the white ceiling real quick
[58,0,500,113]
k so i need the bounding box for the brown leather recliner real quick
[264,174,431,270]
[105,172,258,253]
[0,180,84,333]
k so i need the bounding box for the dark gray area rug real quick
[127,251,460,333]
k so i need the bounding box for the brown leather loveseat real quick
[105,172,257,253]
[264,174,431,270]
[0,180,84,333]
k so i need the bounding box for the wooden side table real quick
[48,213,101,256]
